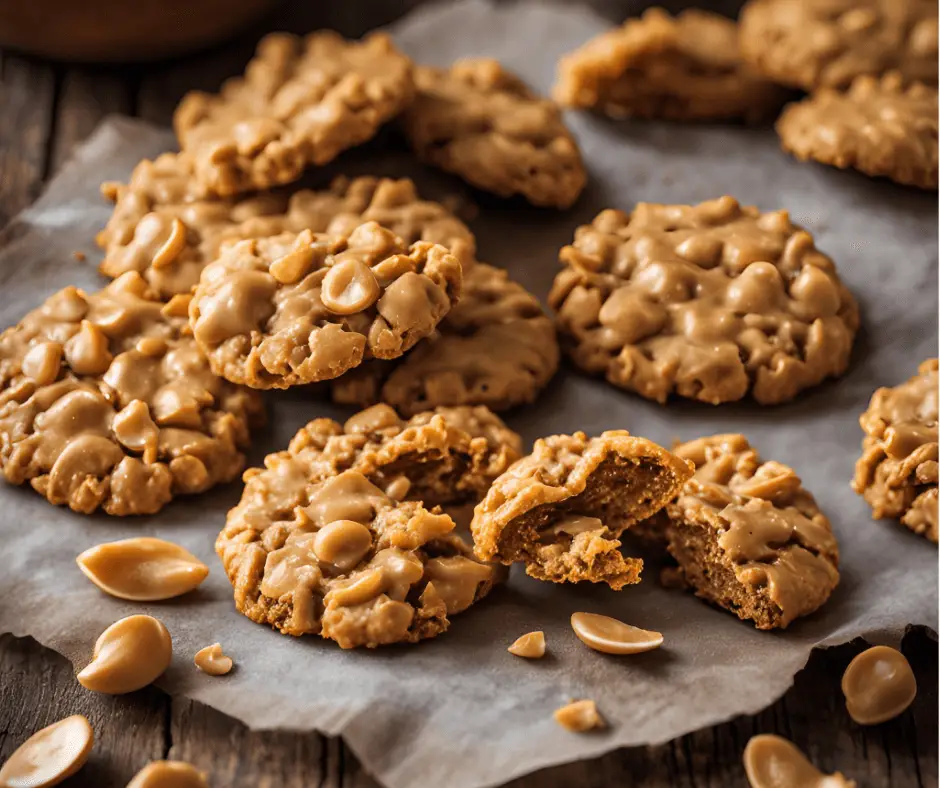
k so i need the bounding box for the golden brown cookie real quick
[652,434,840,630]
[0,273,263,516]
[777,73,938,190]
[853,359,938,542]
[216,404,521,646]
[331,262,559,414]
[402,58,586,209]
[174,32,414,196]
[549,197,860,405]
[554,8,787,123]
[98,157,476,299]
[470,430,693,589]
[189,223,463,389]
[740,0,938,90]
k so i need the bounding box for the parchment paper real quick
[0,3,937,787]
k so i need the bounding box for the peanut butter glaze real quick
[216,405,520,647]
[549,197,859,405]
[189,222,462,389]
[853,359,938,542]
[0,272,262,515]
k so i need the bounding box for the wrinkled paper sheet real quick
[0,3,937,787]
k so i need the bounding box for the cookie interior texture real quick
[402,58,586,209]
[331,262,560,413]
[554,7,788,123]
[189,222,463,388]
[471,430,694,589]
[216,404,521,646]
[549,196,860,405]
[657,434,841,630]
[853,359,939,542]
[776,72,939,190]
[98,163,477,299]
[174,31,415,196]
[739,0,939,91]
[0,272,263,516]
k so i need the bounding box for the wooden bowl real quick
[0,0,280,62]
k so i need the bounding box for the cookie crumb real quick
[508,631,546,659]
[73,250,86,262]
[554,699,605,732]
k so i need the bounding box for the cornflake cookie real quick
[216,404,521,646]
[331,262,559,414]
[471,430,693,589]
[99,157,477,298]
[740,0,938,91]
[549,197,860,405]
[189,222,462,388]
[660,434,840,630]
[554,8,787,123]
[853,359,938,542]
[174,32,414,196]
[777,73,938,190]
[402,58,586,209]
[0,272,263,516]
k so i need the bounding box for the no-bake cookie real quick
[740,0,938,90]
[99,158,476,298]
[471,430,693,589]
[659,434,841,629]
[189,222,462,388]
[402,58,586,209]
[216,404,520,645]
[0,272,263,515]
[549,197,860,405]
[777,73,939,190]
[853,359,938,542]
[331,262,559,413]
[554,8,787,123]
[174,31,414,196]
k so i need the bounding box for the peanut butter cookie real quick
[0,272,263,516]
[657,434,840,630]
[189,222,463,388]
[98,157,476,298]
[853,359,938,542]
[554,8,787,123]
[470,430,693,589]
[740,0,938,90]
[777,73,938,190]
[331,262,559,414]
[549,197,860,405]
[402,58,586,209]
[174,32,414,196]
[216,405,521,645]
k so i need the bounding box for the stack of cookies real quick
[0,8,935,655]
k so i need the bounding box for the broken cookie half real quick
[217,404,520,647]
[470,430,693,589]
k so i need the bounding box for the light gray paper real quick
[0,3,937,787]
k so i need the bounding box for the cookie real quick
[777,73,938,190]
[98,157,477,298]
[549,197,860,405]
[174,32,414,196]
[216,404,521,646]
[853,359,938,542]
[470,430,693,589]
[402,58,586,209]
[331,262,559,414]
[0,272,264,516]
[189,222,463,389]
[554,8,787,123]
[740,0,938,90]
[656,434,840,630]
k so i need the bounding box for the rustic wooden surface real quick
[0,2,937,786]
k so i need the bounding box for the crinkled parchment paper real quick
[0,3,936,787]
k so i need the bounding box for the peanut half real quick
[127,760,209,788]
[0,714,94,788]
[570,612,663,655]
[553,700,605,733]
[77,615,172,695]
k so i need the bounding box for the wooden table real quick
[0,2,937,786]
